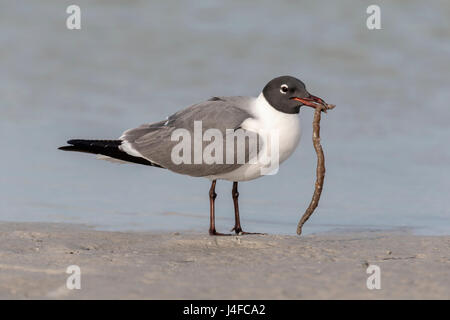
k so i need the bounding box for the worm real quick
[297,102,335,235]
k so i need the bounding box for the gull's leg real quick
[231,181,265,235]
[209,180,230,236]
[231,181,243,233]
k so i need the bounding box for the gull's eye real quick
[280,84,289,94]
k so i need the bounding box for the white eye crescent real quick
[280,84,289,94]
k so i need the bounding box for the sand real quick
[0,222,448,299]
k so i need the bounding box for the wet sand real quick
[0,222,448,299]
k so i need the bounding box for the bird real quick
[59,75,328,236]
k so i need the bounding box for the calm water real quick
[1,1,449,235]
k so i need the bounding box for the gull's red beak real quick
[292,94,326,109]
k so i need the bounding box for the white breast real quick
[211,93,301,181]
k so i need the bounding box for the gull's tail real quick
[58,139,162,167]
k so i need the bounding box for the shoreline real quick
[0,222,449,299]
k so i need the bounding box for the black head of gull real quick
[262,75,325,114]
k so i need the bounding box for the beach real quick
[0,222,448,299]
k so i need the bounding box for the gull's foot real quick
[231,227,266,236]
[209,229,232,236]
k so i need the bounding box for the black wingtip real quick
[56,138,163,168]
[58,145,76,151]
[58,140,76,151]
[67,139,82,145]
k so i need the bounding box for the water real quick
[1,0,449,235]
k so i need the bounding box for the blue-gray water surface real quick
[1,1,449,235]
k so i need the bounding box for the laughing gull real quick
[59,76,328,235]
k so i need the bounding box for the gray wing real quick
[120,96,261,177]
